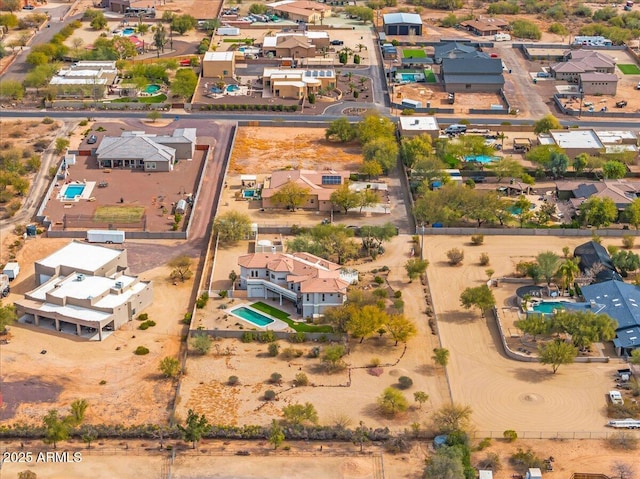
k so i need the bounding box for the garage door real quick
[399,25,409,35]
[248,286,264,297]
[387,25,398,35]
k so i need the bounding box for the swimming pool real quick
[122,27,135,36]
[226,84,240,92]
[145,84,161,94]
[465,155,498,164]
[231,306,275,327]
[242,189,257,198]
[530,301,592,315]
[63,184,85,200]
[397,72,425,82]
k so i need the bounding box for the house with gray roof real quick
[383,12,423,35]
[579,72,618,95]
[433,42,477,64]
[440,55,504,93]
[581,280,640,354]
[95,129,196,172]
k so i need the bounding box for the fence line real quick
[417,227,640,237]
[472,430,639,440]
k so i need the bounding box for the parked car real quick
[616,100,628,108]
[536,71,550,78]
[23,4,35,9]
[330,40,344,45]
[444,124,467,135]
[87,135,98,144]
[637,81,640,90]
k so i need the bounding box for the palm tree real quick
[355,43,367,52]
[556,258,580,292]
[496,132,506,150]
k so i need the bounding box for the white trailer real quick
[494,33,511,41]
[218,27,241,36]
[2,262,20,280]
[86,230,125,244]
[608,418,640,429]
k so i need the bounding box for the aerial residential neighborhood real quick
[2,0,640,477]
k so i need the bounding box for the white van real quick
[445,124,467,135]
[609,390,624,405]
[494,33,511,42]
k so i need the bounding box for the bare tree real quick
[612,461,634,479]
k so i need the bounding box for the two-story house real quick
[237,252,357,317]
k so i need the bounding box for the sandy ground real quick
[0,237,190,426]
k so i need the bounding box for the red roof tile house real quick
[237,252,356,317]
[261,169,351,212]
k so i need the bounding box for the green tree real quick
[533,114,561,134]
[460,285,495,318]
[268,419,285,449]
[0,0,20,12]
[325,117,356,143]
[514,314,551,339]
[362,137,399,173]
[378,387,408,416]
[322,344,347,371]
[159,356,181,378]
[579,197,618,227]
[171,68,198,100]
[556,258,580,291]
[69,399,88,425]
[514,195,534,227]
[536,251,561,285]
[548,22,569,36]
[630,348,640,365]
[385,314,417,345]
[359,160,383,180]
[147,110,162,123]
[488,157,524,183]
[411,156,448,184]
[213,211,251,244]
[611,250,640,277]
[573,154,588,174]
[401,134,433,168]
[270,180,310,211]
[190,334,212,354]
[405,258,428,282]
[626,198,640,229]
[414,391,429,409]
[0,79,24,100]
[358,188,379,214]
[153,23,167,56]
[90,12,108,30]
[424,446,465,479]
[346,305,387,343]
[538,339,577,373]
[330,182,360,214]
[511,18,542,39]
[111,36,137,60]
[282,402,319,425]
[54,138,70,154]
[171,14,197,35]
[357,112,395,145]
[432,347,450,368]
[0,302,17,333]
[177,409,211,448]
[603,160,627,179]
[168,255,192,281]
[432,403,473,434]
[249,3,269,14]
[43,410,70,449]
[548,151,569,179]
[80,425,98,449]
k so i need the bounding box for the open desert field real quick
[423,234,628,435]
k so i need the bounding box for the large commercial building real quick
[15,242,153,341]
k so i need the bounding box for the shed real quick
[2,262,20,280]
[383,12,423,36]
[241,174,257,186]
[526,468,542,479]
[175,199,187,215]
[479,471,493,479]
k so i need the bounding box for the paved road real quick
[2,9,80,83]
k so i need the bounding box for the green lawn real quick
[251,302,334,333]
[94,205,145,222]
[403,49,426,58]
[617,64,640,74]
[424,70,436,83]
[111,94,168,104]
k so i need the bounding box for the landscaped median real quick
[250,302,334,333]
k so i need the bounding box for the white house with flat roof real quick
[16,242,152,341]
[398,116,440,138]
[541,129,605,158]
[237,252,357,317]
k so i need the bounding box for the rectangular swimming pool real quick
[63,184,86,199]
[231,306,275,327]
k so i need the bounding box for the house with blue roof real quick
[581,280,640,355]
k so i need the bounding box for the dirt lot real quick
[0,237,190,426]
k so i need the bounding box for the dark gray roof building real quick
[440,57,504,93]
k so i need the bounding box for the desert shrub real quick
[281,347,303,359]
[42,117,54,124]
[373,288,388,299]
[294,372,308,386]
[137,313,149,321]
[228,375,239,385]
[510,448,545,468]
[241,332,255,343]
[471,234,484,245]
[99,380,107,385]
[182,313,192,325]
[398,376,413,389]
[268,342,280,357]
[446,248,464,265]
[607,431,638,450]
[218,290,228,298]
[370,357,381,367]
[289,332,306,343]
[374,276,384,285]
[477,452,501,471]
[503,429,518,442]
[393,290,402,298]
[622,235,635,249]
[607,402,640,419]
[258,331,276,343]
[195,292,209,309]
[479,253,490,266]
[264,390,276,401]
[269,372,282,384]
[477,437,492,451]
[134,346,150,355]
[139,320,156,330]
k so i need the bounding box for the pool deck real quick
[228,304,289,331]
[57,181,96,202]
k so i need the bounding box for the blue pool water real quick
[509,204,536,215]
[122,27,135,36]
[63,184,85,199]
[242,189,256,198]
[145,84,161,94]
[232,307,275,327]
[465,155,498,164]
[210,87,223,94]
[531,301,592,315]
[226,84,240,92]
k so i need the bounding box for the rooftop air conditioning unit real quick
[115,281,123,289]
[76,274,85,281]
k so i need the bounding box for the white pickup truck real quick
[607,418,640,429]
[609,390,624,405]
